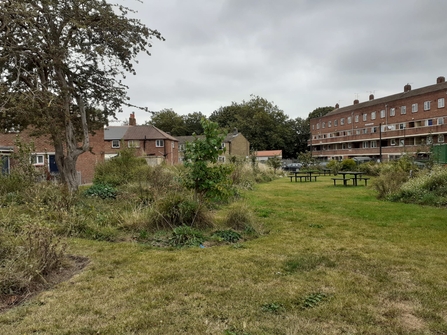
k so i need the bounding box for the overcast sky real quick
[116,0,447,124]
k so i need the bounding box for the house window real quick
[312,125,315,130]
[371,111,376,120]
[31,154,44,165]
[355,115,359,122]
[328,121,332,127]
[424,101,431,111]
[112,140,120,148]
[348,116,352,124]
[128,140,140,148]
[390,108,395,116]
[322,122,325,128]
[334,120,338,126]
[412,103,418,113]
[156,140,164,147]
[362,141,369,148]
[438,117,445,125]
[172,141,175,148]
[179,144,185,151]
[439,134,445,143]
[340,118,344,125]
[363,114,367,121]
[401,106,406,114]
[380,110,385,118]
[371,141,377,148]
[316,123,320,130]
[438,98,445,108]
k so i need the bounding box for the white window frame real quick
[171,141,175,148]
[390,108,395,116]
[112,140,120,148]
[362,128,368,134]
[363,114,367,121]
[371,111,376,120]
[355,129,360,135]
[390,139,396,146]
[316,123,320,130]
[328,121,332,127]
[401,106,406,114]
[438,117,445,125]
[355,115,359,123]
[340,118,345,125]
[438,98,445,108]
[438,134,445,143]
[380,110,385,118]
[334,120,338,126]
[348,116,352,124]
[424,101,431,111]
[399,123,405,130]
[399,139,404,147]
[412,103,418,113]
[322,122,325,129]
[426,136,433,145]
[370,141,377,148]
[156,139,164,147]
[31,154,45,166]
[362,141,369,148]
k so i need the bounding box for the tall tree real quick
[183,111,206,135]
[308,106,334,120]
[147,108,186,135]
[0,0,163,192]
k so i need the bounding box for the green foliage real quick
[300,292,329,309]
[340,158,356,171]
[266,156,282,172]
[150,192,213,230]
[326,160,341,175]
[84,183,117,199]
[211,229,242,243]
[222,202,255,231]
[182,118,233,202]
[93,147,147,187]
[298,151,316,169]
[390,165,447,206]
[147,109,206,136]
[283,255,335,273]
[0,225,66,295]
[169,226,204,247]
[261,302,284,314]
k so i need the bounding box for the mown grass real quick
[1,175,447,334]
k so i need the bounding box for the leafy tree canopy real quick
[147,109,206,136]
[308,106,334,120]
[0,0,163,192]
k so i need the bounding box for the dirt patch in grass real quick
[0,255,89,313]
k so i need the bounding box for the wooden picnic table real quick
[288,170,319,182]
[333,171,366,186]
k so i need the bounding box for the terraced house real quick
[309,76,447,162]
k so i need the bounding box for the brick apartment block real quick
[309,76,447,162]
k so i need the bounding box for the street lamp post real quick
[379,123,382,162]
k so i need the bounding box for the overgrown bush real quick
[0,225,66,295]
[389,165,447,206]
[326,160,341,175]
[223,202,255,231]
[84,183,117,199]
[340,158,356,171]
[357,161,381,176]
[149,192,214,230]
[93,147,147,186]
[169,225,204,247]
[212,229,242,243]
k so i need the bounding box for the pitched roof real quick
[325,81,447,117]
[175,135,204,145]
[104,126,130,140]
[256,150,282,157]
[123,125,177,141]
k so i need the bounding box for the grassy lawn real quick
[1,175,447,334]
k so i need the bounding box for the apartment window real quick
[390,139,396,146]
[401,106,406,114]
[112,140,120,148]
[390,108,395,116]
[348,116,352,124]
[399,139,405,147]
[340,118,345,125]
[355,115,359,122]
[370,141,377,148]
[412,103,418,113]
[316,123,320,129]
[328,121,332,127]
[424,101,431,111]
[438,117,445,125]
[356,129,360,135]
[371,127,376,133]
[334,120,338,126]
[371,111,376,120]
[426,136,433,145]
[347,130,352,135]
[380,110,385,118]
[31,154,44,165]
[362,128,368,134]
[363,113,367,121]
[322,122,325,128]
[426,119,433,126]
[438,98,445,108]
[399,123,405,130]
[342,143,346,149]
[362,141,369,148]
[156,140,164,147]
[439,134,445,143]
[348,143,352,149]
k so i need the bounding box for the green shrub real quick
[212,229,242,243]
[326,160,341,175]
[149,192,213,230]
[223,202,255,231]
[84,183,117,199]
[340,158,356,171]
[373,168,409,199]
[169,225,204,247]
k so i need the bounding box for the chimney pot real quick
[404,84,411,92]
[129,112,136,126]
[369,94,374,101]
[353,99,359,105]
[335,103,339,109]
[437,76,445,84]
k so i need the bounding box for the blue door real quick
[48,155,59,174]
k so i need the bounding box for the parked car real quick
[282,163,302,172]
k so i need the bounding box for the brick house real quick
[176,129,250,163]
[309,76,447,162]
[255,150,283,162]
[0,113,178,183]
